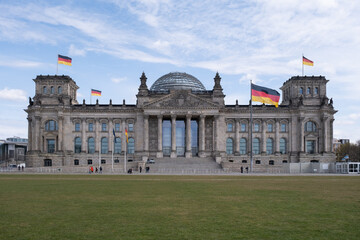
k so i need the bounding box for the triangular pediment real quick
[143,91,220,109]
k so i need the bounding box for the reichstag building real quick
[25,72,336,172]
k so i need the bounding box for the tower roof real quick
[150,72,206,92]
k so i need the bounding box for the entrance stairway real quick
[145,157,224,174]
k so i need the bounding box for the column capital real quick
[144,114,149,120]
[186,114,192,119]
[157,114,163,120]
[200,115,206,120]
[171,114,176,120]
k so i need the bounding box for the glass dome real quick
[150,72,206,91]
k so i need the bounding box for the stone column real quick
[299,117,305,153]
[58,116,63,152]
[34,116,41,151]
[199,115,206,157]
[27,117,32,151]
[157,115,163,158]
[170,115,176,158]
[235,119,240,155]
[122,119,126,153]
[144,115,149,153]
[95,119,99,153]
[109,119,113,154]
[323,117,329,153]
[275,119,280,154]
[185,114,192,158]
[261,119,266,154]
[81,118,86,153]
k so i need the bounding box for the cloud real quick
[69,44,87,56]
[111,77,127,83]
[0,88,27,102]
[0,59,43,68]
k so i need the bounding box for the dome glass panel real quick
[150,72,206,91]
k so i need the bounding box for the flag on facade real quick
[91,89,102,96]
[251,83,280,107]
[113,128,116,143]
[125,128,128,143]
[58,54,72,66]
[303,56,314,66]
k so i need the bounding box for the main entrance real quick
[162,119,198,157]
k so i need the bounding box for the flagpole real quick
[112,131,114,173]
[90,90,92,105]
[124,139,127,173]
[302,54,304,76]
[250,80,253,173]
[56,55,58,75]
[99,140,101,169]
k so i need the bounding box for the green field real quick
[0,174,359,240]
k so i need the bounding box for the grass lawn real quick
[0,174,359,240]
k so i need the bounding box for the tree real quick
[336,141,360,162]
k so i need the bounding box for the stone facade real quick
[25,73,337,172]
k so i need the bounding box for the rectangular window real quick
[254,123,260,132]
[88,123,93,132]
[102,123,107,131]
[75,123,80,132]
[306,140,315,154]
[227,123,233,132]
[241,123,246,132]
[115,123,120,132]
[47,139,55,153]
[267,124,273,132]
[128,123,134,132]
[281,123,286,132]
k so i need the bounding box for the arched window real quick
[227,123,233,132]
[280,138,287,154]
[254,123,260,132]
[307,87,311,94]
[280,123,286,132]
[305,121,316,132]
[314,87,318,94]
[43,86,47,94]
[114,138,121,154]
[88,137,95,154]
[45,120,58,131]
[240,138,247,155]
[101,137,108,154]
[128,138,135,154]
[299,87,303,95]
[50,86,54,94]
[252,138,260,155]
[266,138,274,154]
[74,137,81,153]
[58,86,62,94]
[226,138,233,154]
[74,159,79,165]
[267,123,273,132]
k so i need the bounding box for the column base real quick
[156,151,163,158]
[185,151,192,158]
[170,151,177,158]
[198,151,206,158]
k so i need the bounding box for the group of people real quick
[89,166,103,174]
[128,166,150,174]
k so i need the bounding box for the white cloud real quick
[0,88,27,101]
[69,44,87,56]
[111,77,127,83]
[0,59,43,68]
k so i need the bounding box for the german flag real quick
[91,89,101,96]
[251,84,280,107]
[303,56,314,66]
[58,54,72,66]
[125,128,128,143]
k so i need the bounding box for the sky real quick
[1,0,360,142]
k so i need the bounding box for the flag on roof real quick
[58,54,72,66]
[251,83,280,108]
[303,56,314,66]
[91,89,101,96]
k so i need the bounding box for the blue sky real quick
[1,0,360,142]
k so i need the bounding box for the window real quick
[269,160,274,165]
[128,138,135,154]
[299,87,303,95]
[114,159,120,163]
[305,121,316,132]
[227,123,233,132]
[242,160,247,163]
[306,140,315,154]
[102,123,107,131]
[255,160,261,164]
[101,137,108,154]
[128,123,134,132]
[88,137,95,154]
[282,160,288,163]
[226,138,233,154]
[47,139,55,153]
[88,159,92,165]
[240,138,247,155]
[50,86,54,94]
[266,138,274,155]
[74,137,81,153]
[58,86,62,94]
[75,123,80,132]
[45,120,58,131]
[254,123,260,132]
[88,123,94,132]
[74,159,79,165]
[314,87,318,94]
[307,87,311,95]
[252,138,260,155]
[101,159,106,164]
[44,159,52,166]
[43,86,47,94]
[267,123,273,132]
[280,138,287,154]
[114,138,121,154]
[115,123,120,132]
[241,123,246,132]
[281,123,286,132]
